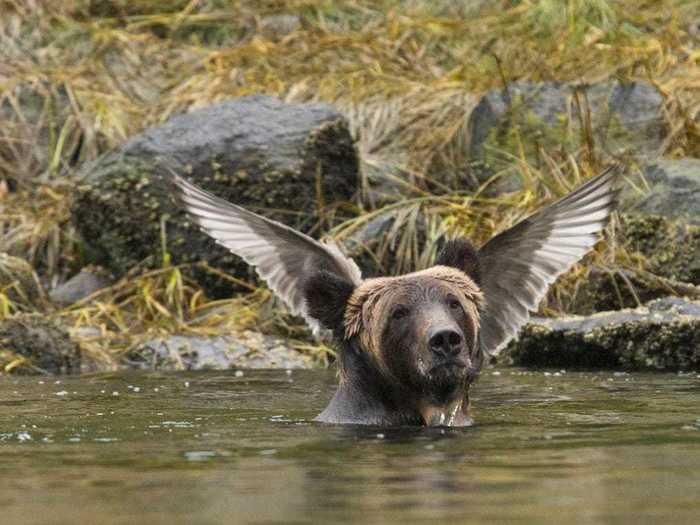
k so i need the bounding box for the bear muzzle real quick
[428,327,464,358]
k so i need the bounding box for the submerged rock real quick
[72,95,359,298]
[130,330,316,370]
[0,315,81,374]
[504,297,700,370]
[468,80,665,190]
[49,266,112,307]
[0,253,46,312]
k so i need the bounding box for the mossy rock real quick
[72,96,359,298]
[0,315,81,374]
[621,213,700,283]
[0,253,46,312]
[467,80,665,191]
[571,213,700,314]
[503,297,700,370]
[634,159,700,225]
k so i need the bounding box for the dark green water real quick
[1,369,699,524]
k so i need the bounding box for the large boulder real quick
[467,80,665,190]
[72,96,359,297]
[0,315,81,374]
[503,297,700,370]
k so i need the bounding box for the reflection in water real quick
[1,369,699,524]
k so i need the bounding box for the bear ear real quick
[302,270,356,334]
[434,238,481,284]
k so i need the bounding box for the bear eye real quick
[448,299,462,310]
[391,306,409,321]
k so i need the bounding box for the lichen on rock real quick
[620,213,700,284]
[633,158,700,225]
[467,80,666,191]
[503,297,700,370]
[72,96,359,298]
[570,213,700,314]
[130,331,316,370]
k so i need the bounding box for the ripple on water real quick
[0,369,699,524]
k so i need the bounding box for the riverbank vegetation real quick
[1,0,698,372]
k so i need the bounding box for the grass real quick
[0,0,699,372]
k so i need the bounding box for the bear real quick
[171,165,619,427]
[305,263,484,426]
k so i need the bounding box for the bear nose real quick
[428,329,463,357]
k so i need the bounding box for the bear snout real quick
[428,327,464,364]
[428,328,464,358]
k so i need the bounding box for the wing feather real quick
[478,166,620,355]
[171,175,362,329]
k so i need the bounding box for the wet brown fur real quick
[344,265,483,341]
[307,265,484,425]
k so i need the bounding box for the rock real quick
[632,159,700,225]
[0,315,81,374]
[72,95,359,298]
[572,267,700,315]
[129,331,316,370]
[467,80,665,190]
[568,213,700,314]
[429,0,490,15]
[503,297,700,370]
[689,18,700,40]
[619,213,700,285]
[259,14,301,40]
[0,253,46,312]
[49,266,112,306]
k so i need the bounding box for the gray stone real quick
[49,267,112,306]
[259,14,301,40]
[689,18,700,40]
[72,95,359,297]
[633,158,700,224]
[131,331,316,370]
[467,80,665,190]
[566,213,700,314]
[0,315,81,374]
[503,297,700,370]
[416,0,490,16]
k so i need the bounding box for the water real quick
[1,369,699,524]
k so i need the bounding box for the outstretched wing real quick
[477,166,620,355]
[171,175,362,328]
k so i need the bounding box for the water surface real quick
[1,369,699,524]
